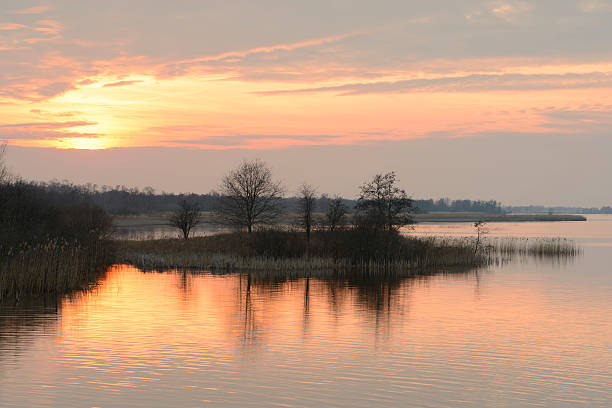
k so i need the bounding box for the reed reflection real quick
[0,295,60,362]
[0,265,485,361]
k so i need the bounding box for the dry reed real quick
[0,239,111,299]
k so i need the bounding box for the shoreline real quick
[113,212,587,230]
[413,213,587,222]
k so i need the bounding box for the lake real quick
[1,216,611,407]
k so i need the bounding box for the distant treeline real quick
[412,198,503,214]
[30,181,507,215]
[506,205,612,214]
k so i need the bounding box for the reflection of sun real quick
[56,137,112,150]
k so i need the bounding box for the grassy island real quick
[116,229,580,273]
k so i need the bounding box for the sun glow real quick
[55,137,113,150]
[2,60,612,151]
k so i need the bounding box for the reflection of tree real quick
[238,273,259,347]
[323,274,405,340]
[236,268,482,340]
[303,277,310,336]
[176,270,193,301]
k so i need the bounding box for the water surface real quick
[1,216,611,407]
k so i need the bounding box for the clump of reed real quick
[488,237,581,258]
[0,238,112,299]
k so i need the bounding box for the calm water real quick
[1,216,611,407]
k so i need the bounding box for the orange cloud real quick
[34,20,63,35]
[102,80,143,88]
[180,30,364,64]
[1,19,611,152]
[0,23,27,30]
[9,5,53,15]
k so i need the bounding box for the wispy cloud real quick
[1,1,612,155]
[488,1,533,23]
[33,20,63,35]
[255,72,612,96]
[102,80,143,88]
[579,0,612,13]
[0,23,27,30]
[9,5,53,15]
[0,121,98,141]
[164,133,346,148]
[540,106,612,132]
[0,121,96,130]
[183,31,363,64]
[158,30,365,77]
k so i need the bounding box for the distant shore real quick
[113,212,587,230]
[413,212,587,222]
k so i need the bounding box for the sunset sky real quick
[2,1,611,205]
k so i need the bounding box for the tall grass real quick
[116,230,487,272]
[116,230,581,273]
[488,237,581,257]
[0,239,112,299]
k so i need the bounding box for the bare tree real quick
[355,171,413,231]
[0,143,9,184]
[297,183,317,242]
[326,196,347,231]
[168,199,201,239]
[216,159,284,233]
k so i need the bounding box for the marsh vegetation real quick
[0,181,114,298]
[116,229,580,273]
[0,151,582,297]
[116,229,487,271]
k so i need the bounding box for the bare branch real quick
[325,196,348,231]
[297,183,317,242]
[355,171,413,231]
[216,159,284,232]
[168,199,202,239]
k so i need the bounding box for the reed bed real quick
[488,237,581,257]
[0,239,112,299]
[116,231,580,273]
[116,231,487,272]
[120,250,484,273]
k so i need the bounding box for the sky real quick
[1,1,611,206]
